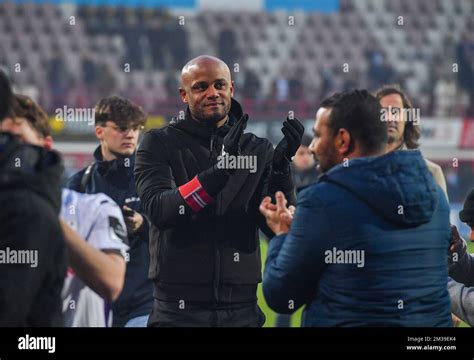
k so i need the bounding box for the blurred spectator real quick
[367,53,396,91]
[434,74,457,117]
[456,33,474,116]
[218,26,239,68]
[82,54,98,88]
[147,18,167,70]
[168,23,189,71]
[272,68,290,102]
[242,68,262,100]
[291,134,319,191]
[320,68,335,99]
[445,167,461,202]
[164,71,179,100]
[121,14,144,70]
[288,67,305,100]
[96,64,117,98]
[46,48,69,109]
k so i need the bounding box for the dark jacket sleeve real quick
[257,141,297,239]
[449,237,474,287]
[262,187,328,314]
[134,130,229,230]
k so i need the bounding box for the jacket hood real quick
[320,150,438,226]
[169,98,244,140]
[0,132,63,213]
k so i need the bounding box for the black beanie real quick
[459,188,474,224]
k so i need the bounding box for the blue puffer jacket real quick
[263,150,452,327]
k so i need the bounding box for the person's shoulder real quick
[298,178,345,205]
[424,158,443,173]
[138,127,173,148]
[297,181,325,203]
[66,168,88,190]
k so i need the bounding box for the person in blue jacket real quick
[67,96,153,327]
[260,90,452,327]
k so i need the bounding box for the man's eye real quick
[215,83,225,89]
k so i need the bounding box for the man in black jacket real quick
[134,55,304,327]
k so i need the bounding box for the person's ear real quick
[230,80,235,97]
[336,128,351,155]
[179,88,188,104]
[95,125,104,140]
[43,135,53,150]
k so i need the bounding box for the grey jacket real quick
[448,237,474,325]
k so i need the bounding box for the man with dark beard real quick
[260,90,451,326]
[134,55,303,327]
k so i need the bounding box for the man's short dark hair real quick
[320,90,387,155]
[94,96,147,127]
[374,84,421,149]
[0,71,12,121]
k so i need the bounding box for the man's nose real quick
[124,131,134,138]
[206,86,219,98]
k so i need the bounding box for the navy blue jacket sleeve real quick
[263,187,329,314]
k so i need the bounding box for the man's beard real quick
[193,103,231,125]
[315,146,339,173]
[387,134,398,144]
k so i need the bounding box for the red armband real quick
[178,176,214,212]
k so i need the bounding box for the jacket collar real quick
[169,98,244,140]
[93,145,135,175]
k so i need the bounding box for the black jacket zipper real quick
[210,133,220,307]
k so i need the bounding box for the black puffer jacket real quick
[134,99,296,304]
[0,132,66,326]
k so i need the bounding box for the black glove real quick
[222,113,249,157]
[273,116,305,173]
[198,114,249,196]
